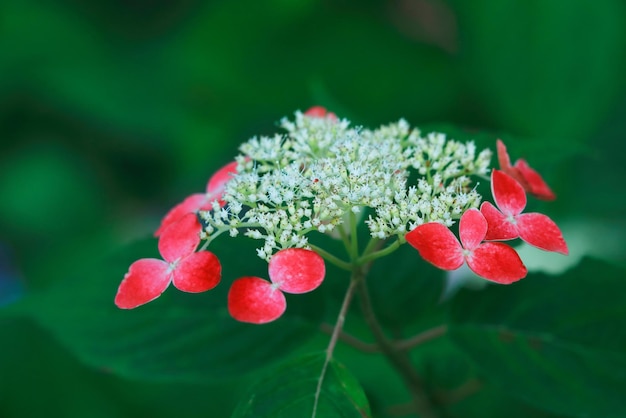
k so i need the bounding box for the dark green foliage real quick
[2,0,626,417]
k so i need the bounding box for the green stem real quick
[337,220,352,256]
[318,324,448,354]
[307,244,352,272]
[357,238,401,265]
[356,275,438,418]
[361,237,380,258]
[349,211,359,260]
[312,278,359,418]
[396,325,448,351]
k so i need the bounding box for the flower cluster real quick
[115,107,567,323]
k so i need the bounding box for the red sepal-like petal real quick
[406,223,464,271]
[158,213,202,262]
[173,251,222,293]
[496,139,556,201]
[304,106,328,117]
[480,202,519,241]
[496,139,514,172]
[155,193,209,237]
[115,258,171,309]
[459,209,487,250]
[268,248,325,294]
[514,159,556,201]
[304,106,338,121]
[465,242,527,284]
[206,161,238,204]
[516,213,568,254]
[227,277,286,324]
[491,169,527,216]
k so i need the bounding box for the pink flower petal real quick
[516,213,569,254]
[268,248,325,294]
[115,258,171,309]
[227,277,287,324]
[172,251,222,293]
[155,193,208,237]
[459,208,488,250]
[206,161,238,203]
[480,202,519,241]
[304,106,338,121]
[406,223,464,270]
[158,213,202,262]
[466,242,527,284]
[304,106,328,117]
[514,159,556,201]
[496,140,556,201]
[491,169,527,216]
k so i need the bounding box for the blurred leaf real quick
[455,0,626,142]
[449,257,626,417]
[367,243,445,328]
[0,317,127,418]
[232,352,371,418]
[12,235,324,382]
[0,0,186,139]
[0,142,102,237]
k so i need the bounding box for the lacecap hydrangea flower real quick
[115,107,567,323]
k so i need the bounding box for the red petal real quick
[480,202,519,241]
[405,223,464,270]
[115,259,171,309]
[514,159,556,201]
[496,139,514,172]
[268,248,325,294]
[491,169,527,216]
[459,208,487,250]
[304,106,338,121]
[206,161,238,204]
[155,193,207,237]
[516,213,568,254]
[172,251,222,293]
[496,140,534,191]
[304,106,328,117]
[158,213,202,262]
[466,242,527,284]
[227,277,287,324]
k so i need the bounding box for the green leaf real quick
[16,236,324,382]
[449,257,626,417]
[454,0,626,142]
[367,243,445,327]
[232,353,371,418]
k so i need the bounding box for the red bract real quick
[304,105,338,121]
[227,248,325,324]
[115,213,221,309]
[268,248,325,293]
[228,277,286,324]
[406,208,527,284]
[497,139,556,200]
[480,169,568,254]
[155,161,238,236]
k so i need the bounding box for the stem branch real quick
[312,278,359,418]
[356,276,438,418]
[308,244,352,271]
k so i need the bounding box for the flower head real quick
[116,109,566,322]
[497,139,555,200]
[406,208,527,284]
[115,213,221,309]
[480,169,568,254]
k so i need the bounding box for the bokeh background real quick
[1,0,625,417]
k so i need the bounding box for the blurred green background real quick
[1,0,625,417]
